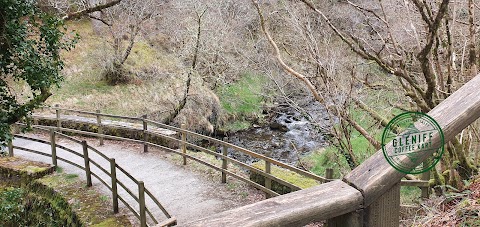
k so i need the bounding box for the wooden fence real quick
[8,126,176,227]
[30,104,429,199]
[184,74,480,226]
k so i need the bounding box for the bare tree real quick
[88,0,163,84]
[252,0,479,187]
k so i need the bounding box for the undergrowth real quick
[218,73,267,132]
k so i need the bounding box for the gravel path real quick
[12,133,258,226]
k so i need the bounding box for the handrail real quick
[10,131,175,227]
[33,105,330,192]
[184,73,480,226]
[30,100,430,198]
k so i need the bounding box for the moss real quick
[1,159,130,226]
[91,217,130,227]
[250,161,319,194]
[24,165,48,174]
[443,169,451,182]
[0,174,82,226]
[38,173,131,226]
[0,157,54,184]
[36,117,171,147]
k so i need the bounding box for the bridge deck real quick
[12,134,256,225]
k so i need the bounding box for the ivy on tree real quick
[0,0,78,147]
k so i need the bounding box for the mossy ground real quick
[402,176,480,226]
[251,160,319,190]
[0,156,131,226]
[0,157,51,174]
[38,172,131,226]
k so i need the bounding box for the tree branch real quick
[252,1,381,150]
[62,0,122,21]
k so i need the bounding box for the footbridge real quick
[7,74,479,226]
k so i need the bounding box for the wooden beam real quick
[400,180,429,187]
[185,180,362,227]
[344,74,480,206]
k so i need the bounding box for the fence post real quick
[50,129,57,166]
[110,158,119,213]
[363,182,400,227]
[325,168,333,181]
[96,110,104,146]
[142,115,148,153]
[82,141,92,187]
[265,160,272,198]
[221,137,228,183]
[55,104,61,131]
[421,166,430,199]
[327,183,400,227]
[181,124,186,165]
[7,139,13,157]
[139,181,147,227]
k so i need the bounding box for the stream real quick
[224,99,333,165]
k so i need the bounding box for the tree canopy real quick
[0,0,78,147]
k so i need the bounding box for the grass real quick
[400,186,421,205]
[45,19,184,119]
[218,73,268,132]
[252,160,319,189]
[64,173,78,179]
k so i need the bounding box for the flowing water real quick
[225,100,332,165]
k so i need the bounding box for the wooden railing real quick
[184,73,480,226]
[8,126,176,227]
[30,104,429,199]
[32,105,330,197]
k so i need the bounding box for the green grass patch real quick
[218,73,267,131]
[252,161,319,189]
[65,173,78,179]
[222,120,251,132]
[400,186,421,205]
[307,148,349,179]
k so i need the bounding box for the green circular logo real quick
[382,112,444,174]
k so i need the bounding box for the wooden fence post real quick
[7,139,13,157]
[139,181,147,227]
[221,137,228,183]
[55,104,61,131]
[325,168,333,181]
[421,164,430,199]
[364,182,400,227]
[50,129,57,166]
[326,210,363,227]
[96,110,104,146]
[82,141,92,187]
[181,124,186,165]
[110,158,119,213]
[265,160,272,198]
[327,183,400,227]
[142,115,148,153]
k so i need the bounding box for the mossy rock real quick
[250,161,319,195]
[0,159,82,227]
[0,157,55,186]
[0,157,130,226]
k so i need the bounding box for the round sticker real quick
[382,112,444,174]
